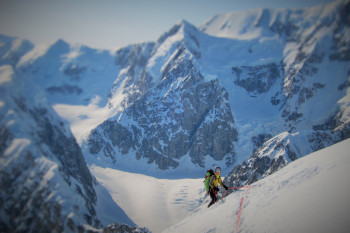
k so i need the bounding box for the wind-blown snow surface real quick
[90,165,205,233]
[163,139,350,233]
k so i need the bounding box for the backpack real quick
[204,169,214,183]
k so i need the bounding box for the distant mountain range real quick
[86,0,350,178]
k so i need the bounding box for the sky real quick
[0,0,336,51]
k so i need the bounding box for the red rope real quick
[236,196,245,233]
[213,185,252,232]
[228,186,252,233]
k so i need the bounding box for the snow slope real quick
[90,139,350,233]
[90,166,205,233]
[164,138,350,233]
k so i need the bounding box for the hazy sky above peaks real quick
[0,0,335,51]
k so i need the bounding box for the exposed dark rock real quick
[46,84,83,95]
[232,63,281,94]
[64,64,87,81]
[88,58,238,170]
[103,223,150,233]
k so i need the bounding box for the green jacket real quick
[204,171,212,191]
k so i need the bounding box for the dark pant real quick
[208,188,217,208]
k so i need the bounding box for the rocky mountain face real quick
[219,0,350,189]
[0,35,34,67]
[88,47,238,170]
[103,223,150,233]
[223,130,340,192]
[85,0,350,178]
[0,57,135,231]
[0,64,98,231]
[86,22,243,174]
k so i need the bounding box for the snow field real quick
[53,101,116,144]
[90,166,206,233]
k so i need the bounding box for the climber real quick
[207,166,228,208]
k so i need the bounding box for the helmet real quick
[215,167,221,173]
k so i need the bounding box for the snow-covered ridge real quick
[1,0,342,178]
[0,0,348,177]
[200,0,341,41]
[163,138,350,233]
[0,64,134,232]
[83,0,350,177]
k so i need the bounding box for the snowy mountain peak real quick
[179,19,201,34]
[200,8,277,40]
[0,34,34,66]
[200,0,348,42]
[17,38,70,67]
[157,19,196,42]
[83,0,350,178]
[156,19,202,55]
